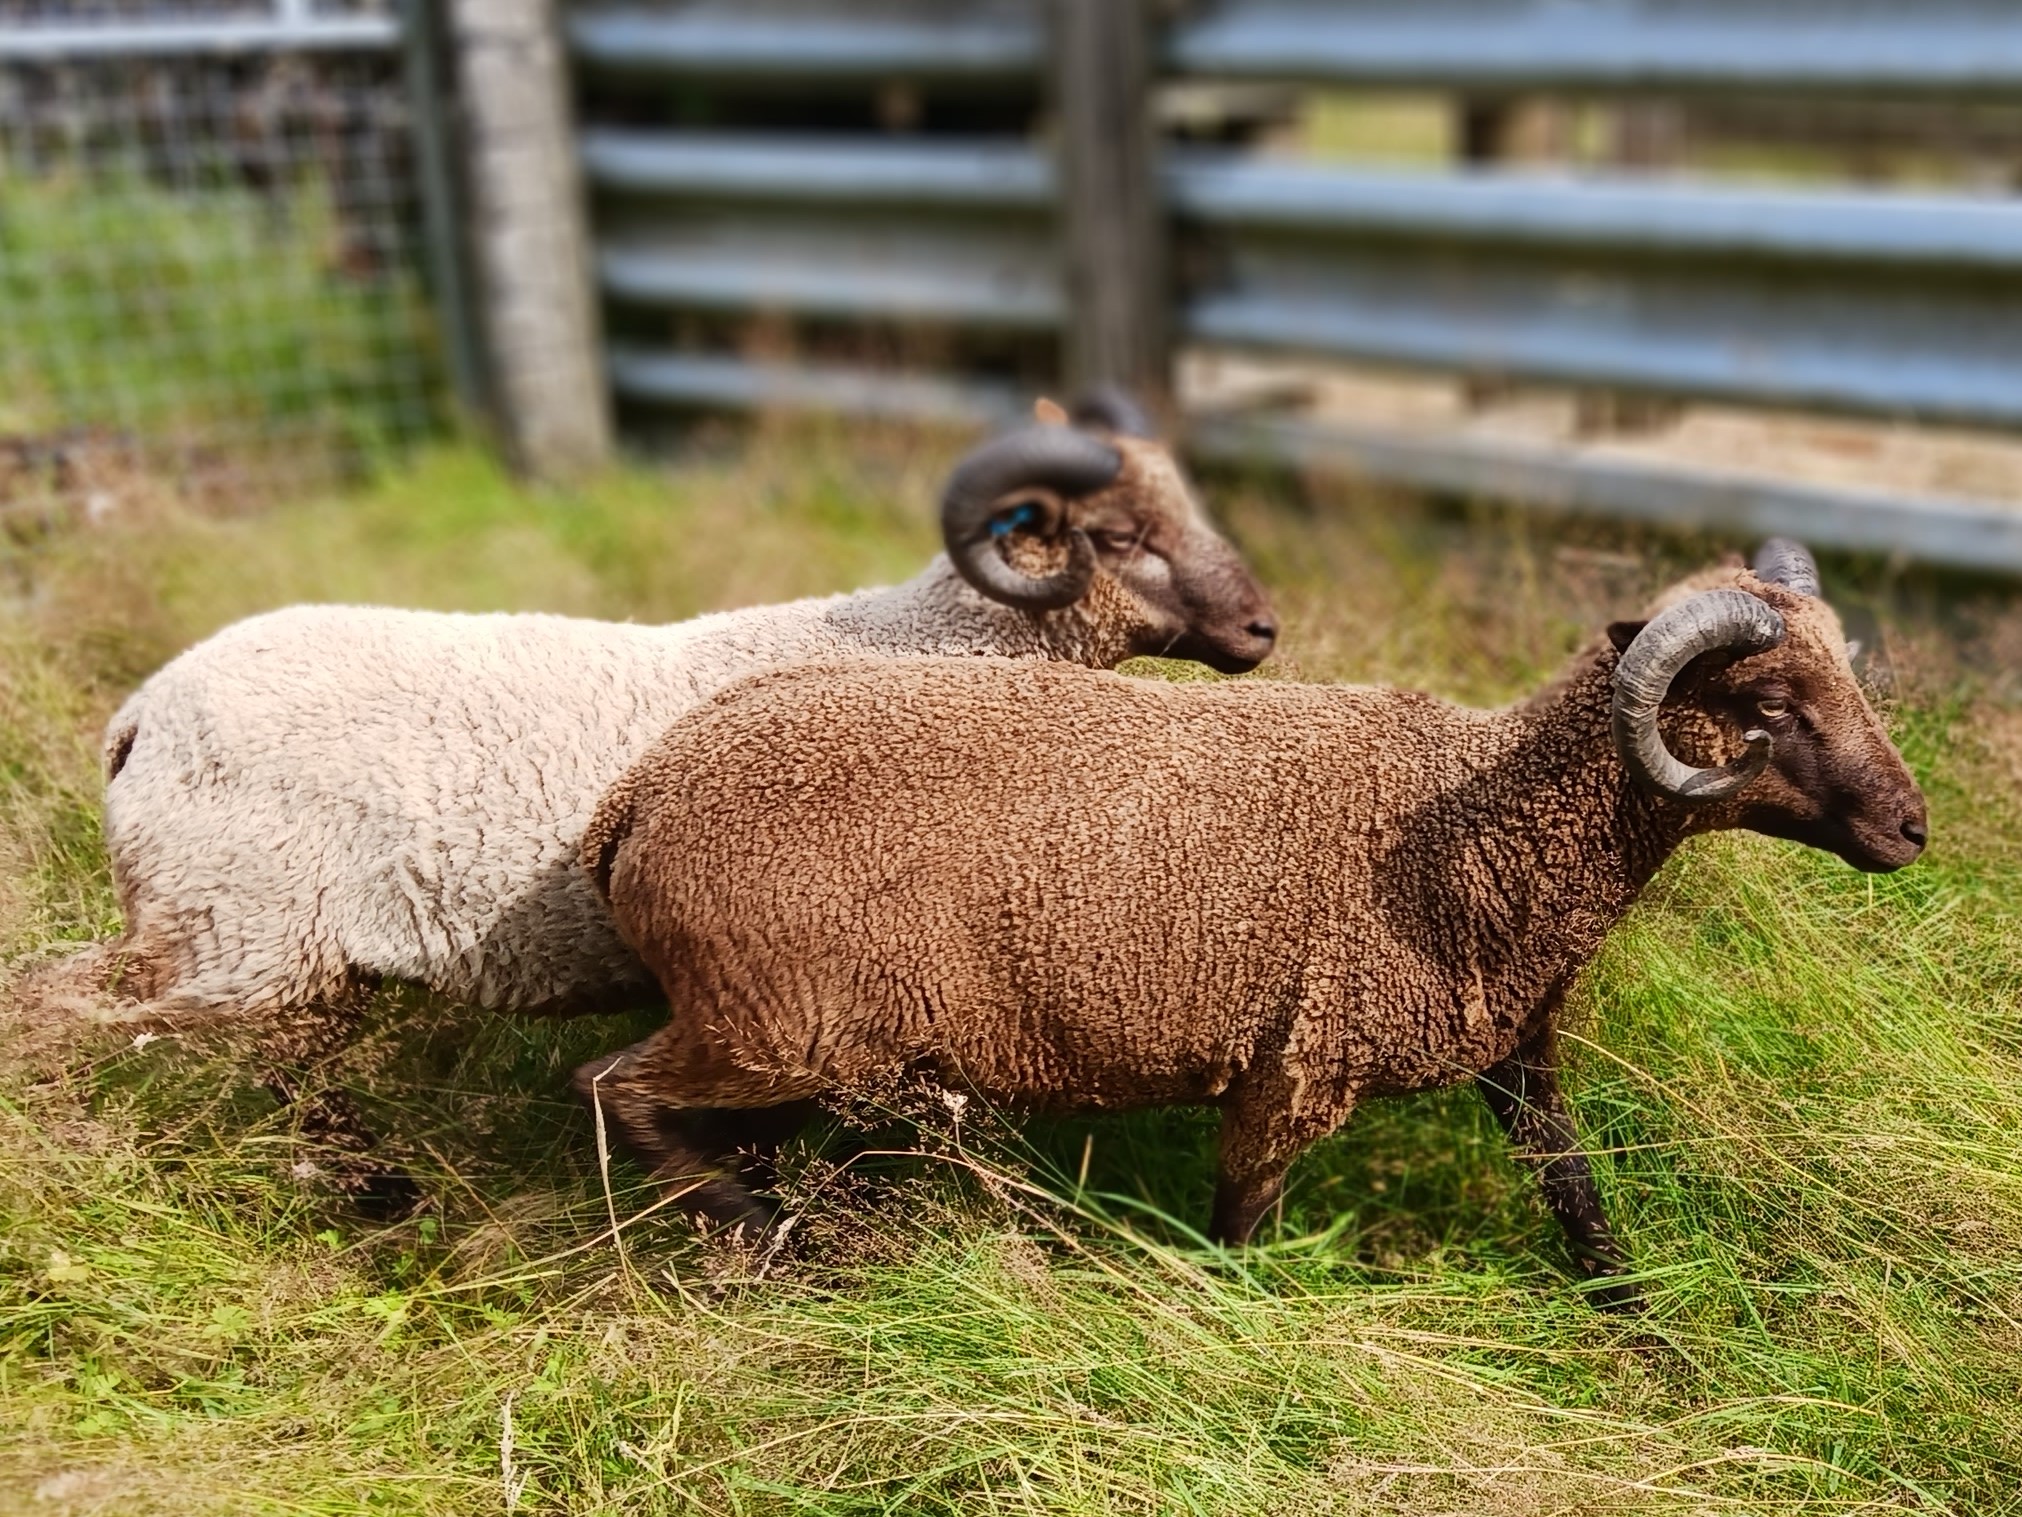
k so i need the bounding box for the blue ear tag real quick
[990,502,1042,539]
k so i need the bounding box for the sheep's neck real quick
[820,558,1141,668]
[1411,646,1695,999]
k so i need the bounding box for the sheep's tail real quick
[103,706,141,782]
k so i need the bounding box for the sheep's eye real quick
[1756,698,1789,720]
[1089,529,1142,553]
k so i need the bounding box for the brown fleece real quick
[580,567,1924,1293]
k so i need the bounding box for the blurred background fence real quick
[575,0,2022,570]
[0,1,457,516]
[9,1,2022,570]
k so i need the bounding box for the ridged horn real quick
[941,426,1120,611]
[1753,537,1821,597]
[1611,588,1787,803]
[1068,384,1155,438]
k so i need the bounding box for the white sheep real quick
[49,401,1275,1204]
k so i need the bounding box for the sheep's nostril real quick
[1901,818,1927,848]
[1247,620,1278,644]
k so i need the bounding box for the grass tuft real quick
[3,435,2020,1512]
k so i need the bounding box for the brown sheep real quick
[578,540,1925,1305]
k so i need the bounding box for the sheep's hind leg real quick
[1209,1073,1348,1246]
[1475,1010,1639,1312]
[260,997,421,1221]
[573,1023,816,1235]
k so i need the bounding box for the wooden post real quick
[1051,0,1169,413]
[449,0,611,476]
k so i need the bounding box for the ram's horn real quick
[1612,588,1786,802]
[1752,537,1821,597]
[941,426,1119,611]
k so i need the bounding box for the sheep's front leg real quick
[572,1022,816,1236]
[1475,1010,1639,1311]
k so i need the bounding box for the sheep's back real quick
[101,595,865,1008]
[602,658,1478,1103]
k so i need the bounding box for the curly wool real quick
[96,553,1162,1020]
[583,566,1920,1247]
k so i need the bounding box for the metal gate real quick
[568,0,2022,571]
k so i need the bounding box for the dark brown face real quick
[1074,443,1278,673]
[1687,593,1927,873]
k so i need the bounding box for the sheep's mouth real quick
[1167,626,1275,675]
[1814,814,1925,873]
[1747,807,1924,874]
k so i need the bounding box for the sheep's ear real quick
[1607,620,1646,653]
[1033,396,1069,427]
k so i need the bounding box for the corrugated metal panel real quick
[1171,3,2022,94]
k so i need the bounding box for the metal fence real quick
[0,1,444,516]
[570,0,2022,571]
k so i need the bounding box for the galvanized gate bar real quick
[1188,248,2022,427]
[608,348,1021,424]
[585,131,2022,275]
[1171,3,2022,94]
[570,0,2022,568]
[0,15,401,61]
[600,238,1063,327]
[1171,155,2022,272]
[569,7,1041,77]
[583,130,1053,208]
[1192,412,2022,574]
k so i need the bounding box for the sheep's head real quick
[940,393,1277,673]
[1606,539,1926,873]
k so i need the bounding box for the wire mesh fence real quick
[0,3,442,523]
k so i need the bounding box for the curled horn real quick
[941,426,1121,611]
[1068,384,1155,438]
[1753,537,1820,597]
[1611,588,1787,803]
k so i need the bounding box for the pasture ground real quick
[3,426,2020,1514]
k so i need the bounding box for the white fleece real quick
[101,557,1143,1017]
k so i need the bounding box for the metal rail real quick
[1171,155,2022,273]
[1193,412,2022,574]
[584,130,2022,272]
[583,130,1052,209]
[0,14,400,61]
[570,2,2022,569]
[1170,3,2022,95]
[569,8,1040,78]
[600,239,1062,328]
[608,349,1020,425]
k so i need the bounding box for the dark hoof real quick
[347,1166,427,1222]
[1581,1270,1647,1314]
[669,1173,781,1238]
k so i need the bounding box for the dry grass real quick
[2,430,2020,1514]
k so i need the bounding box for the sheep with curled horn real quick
[44,396,1275,1212]
[581,538,1924,1308]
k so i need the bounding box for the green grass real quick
[0,173,438,475]
[3,431,2021,1513]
